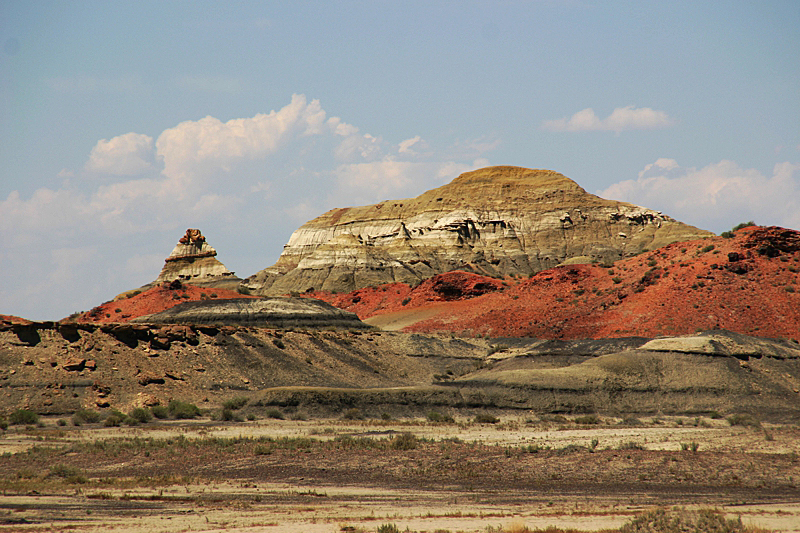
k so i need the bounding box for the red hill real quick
[72,281,258,324]
[309,226,800,340]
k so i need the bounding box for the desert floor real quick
[1,413,799,532]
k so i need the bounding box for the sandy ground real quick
[2,415,800,532]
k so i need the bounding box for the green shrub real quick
[618,441,645,450]
[222,397,249,410]
[473,413,499,424]
[220,408,243,422]
[104,410,127,427]
[168,400,200,420]
[262,408,283,420]
[9,409,39,425]
[700,244,715,253]
[150,405,169,419]
[57,418,67,426]
[612,276,622,284]
[0,417,7,430]
[129,407,152,423]
[377,524,401,533]
[391,432,418,451]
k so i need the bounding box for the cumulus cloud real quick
[543,106,674,133]
[85,133,156,176]
[0,93,498,320]
[599,159,800,232]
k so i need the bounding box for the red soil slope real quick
[310,226,800,340]
[72,281,258,324]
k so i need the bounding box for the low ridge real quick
[243,166,712,296]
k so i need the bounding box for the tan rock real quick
[243,166,712,295]
[155,229,237,284]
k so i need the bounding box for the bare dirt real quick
[1,414,800,532]
[310,226,800,340]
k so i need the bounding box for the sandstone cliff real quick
[243,166,713,295]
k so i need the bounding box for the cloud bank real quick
[599,158,800,232]
[543,106,674,133]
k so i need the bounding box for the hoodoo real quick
[156,228,236,284]
[243,166,713,296]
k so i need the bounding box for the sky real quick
[1,1,799,321]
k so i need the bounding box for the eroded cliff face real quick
[243,166,713,295]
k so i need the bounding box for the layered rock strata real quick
[131,298,370,329]
[243,166,712,295]
[156,228,237,284]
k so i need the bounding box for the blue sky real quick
[1,0,799,320]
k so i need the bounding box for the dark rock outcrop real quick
[130,298,370,329]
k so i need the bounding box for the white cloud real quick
[0,93,499,320]
[398,135,422,154]
[599,159,800,232]
[85,133,155,176]
[543,106,674,133]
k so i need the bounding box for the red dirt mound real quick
[0,315,34,327]
[310,226,800,340]
[72,281,258,323]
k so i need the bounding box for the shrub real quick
[618,441,645,450]
[151,405,170,419]
[129,407,153,423]
[9,409,39,425]
[681,442,700,452]
[391,432,418,451]
[473,413,499,424]
[104,410,127,427]
[574,414,600,425]
[621,508,752,533]
[222,397,249,410]
[272,338,285,349]
[612,276,622,284]
[727,413,761,428]
[265,408,284,420]
[700,244,715,253]
[0,417,7,430]
[377,524,401,533]
[426,411,454,423]
[168,400,200,420]
[57,418,67,426]
[220,408,243,422]
[49,465,88,484]
[342,408,363,420]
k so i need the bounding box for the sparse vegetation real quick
[9,409,39,425]
[727,413,761,428]
[222,396,249,410]
[473,413,499,424]
[168,400,201,419]
[129,407,153,424]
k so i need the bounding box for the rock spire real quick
[155,229,236,283]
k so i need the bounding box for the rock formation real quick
[156,228,237,284]
[115,229,240,300]
[131,297,370,329]
[243,166,713,296]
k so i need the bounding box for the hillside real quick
[243,166,712,295]
[309,226,800,340]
